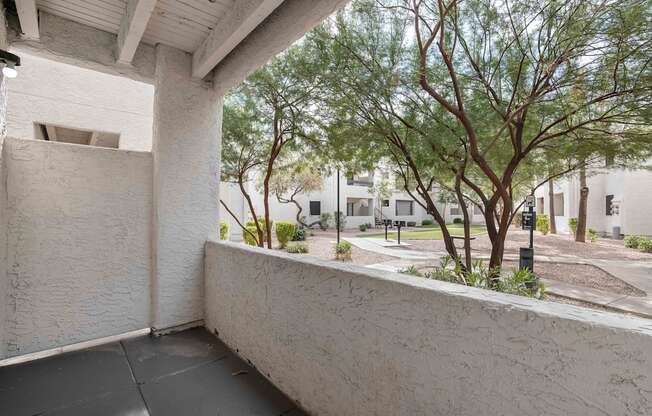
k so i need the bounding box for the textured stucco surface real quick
[2,138,152,358]
[151,45,221,330]
[205,241,652,416]
[0,5,9,358]
[5,51,154,151]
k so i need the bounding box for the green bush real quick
[536,214,549,235]
[587,228,598,243]
[245,219,273,241]
[453,217,463,224]
[422,219,434,226]
[243,226,259,246]
[275,221,296,248]
[219,222,228,240]
[359,224,367,232]
[291,227,306,241]
[407,221,416,227]
[319,213,331,230]
[420,257,545,299]
[287,242,309,254]
[638,238,652,253]
[568,218,578,237]
[624,235,647,249]
[335,241,352,261]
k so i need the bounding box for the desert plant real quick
[568,218,578,237]
[407,221,416,227]
[638,238,652,253]
[453,217,463,224]
[421,219,434,226]
[624,235,647,249]
[319,213,331,230]
[334,211,346,231]
[275,221,296,248]
[291,227,306,241]
[246,219,273,242]
[536,214,550,235]
[359,224,367,232]
[335,241,352,261]
[399,265,423,277]
[219,222,229,240]
[287,242,309,254]
[243,226,259,246]
[587,229,598,243]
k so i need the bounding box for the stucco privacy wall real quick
[0,5,8,358]
[205,241,652,416]
[2,138,152,358]
[5,51,154,151]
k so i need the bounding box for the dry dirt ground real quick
[298,230,396,265]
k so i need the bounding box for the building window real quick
[395,200,413,216]
[553,193,565,216]
[450,205,461,216]
[537,197,545,213]
[606,195,614,216]
[347,202,354,216]
[309,201,321,216]
[382,199,390,207]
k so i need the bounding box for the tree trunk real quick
[576,166,589,242]
[548,178,557,234]
[292,198,307,228]
[454,178,472,272]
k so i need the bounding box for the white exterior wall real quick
[5,51,154,151]
[0,6,9,358]
[1,138,152,358]
[205,241,652,416]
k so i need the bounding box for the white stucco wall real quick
[205,241,652,416]
[5,51,154,151]
[2,138,152,358]
[0,5,9,358]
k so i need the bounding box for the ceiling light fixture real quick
[0,49,21,79]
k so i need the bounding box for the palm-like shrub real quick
[536,214,549,235]
[335,241,352,261]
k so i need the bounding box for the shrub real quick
[407,221,416,227]
[359,224,368,232]
[245,219,273,242]
[513,212,522,227]
[638,238,652,253]
[536,214,549,235]
[624,235,646,249]
[568,217,578,237]
[287,242,309,254]
[219,222,228,240]
[399,265,423,277]
[422,219,434,226]
[291,227,306,241]
[420,257,545,299]
[587,228,598,243]
[319,213,331,230]
[335,241,352,261]
[365,222,373,228]
[453,217,463,224]
[243,226,259,246]
[275,221,296,248]
[334,211,346,231]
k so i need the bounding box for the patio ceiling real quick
[17,0,284,78]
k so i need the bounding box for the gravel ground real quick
[403,228,652,261]
[502,261,646,297]
[288,230,397,265]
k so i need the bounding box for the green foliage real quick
[359,224,368,232]
[421,219,434,226]
[243,226,258,246]
[407,221,416,227]
[405,257,544,299]
[275,221,296,248]
[513,212,522,227]
[287,242,309,254]
[568,218,578,237]
[587,229,598,243]
[624,235,647,249]
[453,218,463,224]
[334,211,346,231]
[537,214,550,235]
[319,213,331,230]
[246,219,273,238]
[399,265,422,277]
[291,227,306,241]
[638,239,652,253]
[219,222,228,240]
[335,241,352,261]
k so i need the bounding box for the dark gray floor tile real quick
[122,327,229,382]
[43,385,149,416]
[0,342,134,416]
[282,407,309,415]
[140,354,295,416]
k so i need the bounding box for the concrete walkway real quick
[352,237,652,318]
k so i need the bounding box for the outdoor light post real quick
[520,195,536,272]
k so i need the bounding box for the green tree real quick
[269,161,323,227]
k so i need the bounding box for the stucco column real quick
[151,44,221,331]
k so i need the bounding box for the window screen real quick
[309,201,321,216]
[395,200,413,216]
